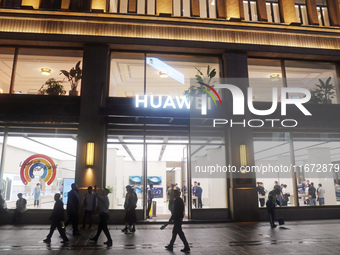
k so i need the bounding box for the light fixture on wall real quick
[86,142,95,166]
[159,71,168,78]
[0,88,3,93]
[269,73,280,81]
[41,68,51,76]
[240,144,247,167]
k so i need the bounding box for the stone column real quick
[223,52,258,221]
[75,44,110,193]
[279,0,298,23]
[306,0,319,25]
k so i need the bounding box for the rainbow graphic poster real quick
[20,154,57,185]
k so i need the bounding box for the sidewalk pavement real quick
[1,220,340,254]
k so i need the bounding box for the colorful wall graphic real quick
[20,154,57,185]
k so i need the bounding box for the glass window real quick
[316,0,330,26]
[173,0,191,17]
[146,54,220,97]
[199,0,216,18]
[109,0,118,12]
[106,139,144,209]
[3,128,77,209]
[191,144,227,209]
[295,0,308,25]
[110,53,145,97]
[243,0,258,21]
[254,132,295,207]
[14,49,83,95]
[0,48,15,94]
[285,61,338,104]
[293,133,339,206]
[248,59,283,102]
[266,0,280,23]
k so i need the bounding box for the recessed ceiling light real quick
[269,73,280,81]
[159,71,168,78]
[41,68,51,76]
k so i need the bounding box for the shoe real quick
[165,245,173,251]
[104,240,113,246]
[121,227,128,233]
[131,227,135,233]
[181,247,191,253]
[271,224,277,228]
[89,237,98,243]
[43,238,51,243]
[61,240,69,244]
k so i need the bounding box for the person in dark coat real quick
[122,185,137,233]
[266,188,281,228]
[146,184,154,219]
[43,193,69,243]
[165,189,190,253]
[90,187,112,246]
[65,183,80,235]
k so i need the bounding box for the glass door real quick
[146,143,189,220]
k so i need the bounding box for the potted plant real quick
[40,78,64,95]
[183,65,217,96]
[60,61,82,96]
[309,77,335,104]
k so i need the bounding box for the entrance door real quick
[146,143,189,220]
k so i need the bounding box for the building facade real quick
[1,0,340,223]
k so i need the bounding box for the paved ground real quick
[1,220,340,254]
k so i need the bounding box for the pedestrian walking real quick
[165,189,190,253]
[81,186,97,229]
[43,193,69,244]
[64,183,80,235]
[90,186,112,246]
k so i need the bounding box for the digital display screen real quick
[152,188,163,198]
[62,178,74,205]
[147,176,162,185]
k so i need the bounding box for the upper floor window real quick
[316,0,330,26]
[295,0,308,25]
[173,0,192,17]
[109,0,156,15]
[243,0,258,21]
[266,0,281,23]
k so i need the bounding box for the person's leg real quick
[37,199,39,207]
[169,224,178,247]
[319,198,325,205]
[260,198,265,207]
[46,222,57,240]
[92,213,104,240]
[88,210,93,229]
[147,201,152,218]
[56,222,69,242]
[175,220,189,249]
[71,213,79,234]
[34,200,37,207]
[101,213,112,243]
[82,210,88,228]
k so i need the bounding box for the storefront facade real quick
[1,0,340,223]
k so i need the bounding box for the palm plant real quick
[310,77,335,104]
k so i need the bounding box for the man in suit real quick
[165,189,190,253]
[43,193,69,243]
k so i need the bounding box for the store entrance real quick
[146,144,189,220]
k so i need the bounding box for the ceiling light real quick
[269,73,280,81]
[159,71,168,78]
[41,68,51,76]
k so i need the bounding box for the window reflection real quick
[295,0,309,25]
[0,48,14,94]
